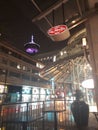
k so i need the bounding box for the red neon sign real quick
[48,25,67,35]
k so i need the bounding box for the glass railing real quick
[0,99,74,130]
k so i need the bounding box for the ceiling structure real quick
[0,0,97,90]
[39,28,93,90]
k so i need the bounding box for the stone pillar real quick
[86,13,98,108]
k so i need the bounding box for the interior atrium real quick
[0,0,98,130]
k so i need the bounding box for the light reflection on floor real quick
[89,105,97,112]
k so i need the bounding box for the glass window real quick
[26,67,31,72]
[9,71,20,78]
[0,69,6,75]
[22,74,30,80]
[2,58,8,64]
[9,61,17,68]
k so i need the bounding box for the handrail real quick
[0,99,74,130]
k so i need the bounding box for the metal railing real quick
[0,99,75,130]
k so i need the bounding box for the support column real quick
[86,13,98,108]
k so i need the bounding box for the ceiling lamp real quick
[24,35,40,54]
[82,79,94,89]
[47,25,70,41]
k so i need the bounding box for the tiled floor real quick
[71,112,98,130]
[88,112,98,129]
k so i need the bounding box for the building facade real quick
[0,40,52,103]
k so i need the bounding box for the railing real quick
[93,112,98,122]
[0,99,75,130]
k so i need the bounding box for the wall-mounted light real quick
[24,35,40,54]
[82,37,87,47]
[82,79,94,89]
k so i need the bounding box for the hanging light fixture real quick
[47,4,70,42]
[24,35,40,54]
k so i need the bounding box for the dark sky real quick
[0,0,69,55]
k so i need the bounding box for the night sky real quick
[0,0,69,55]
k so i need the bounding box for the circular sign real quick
[47,25,70,41]
[48,25,67,35]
